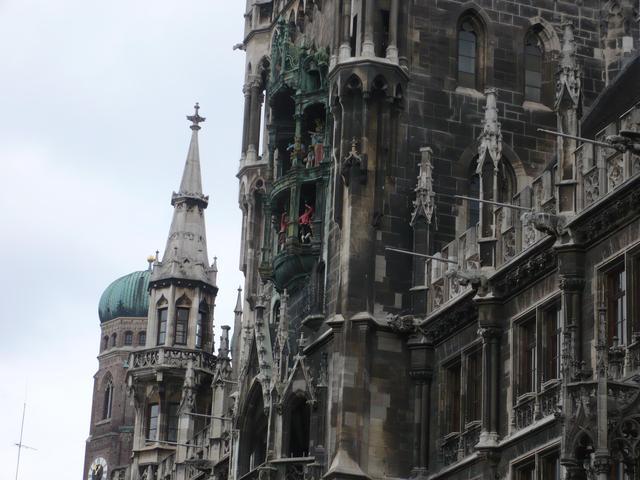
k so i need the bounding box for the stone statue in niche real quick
[279,212,289,251]
[309,119,324,166]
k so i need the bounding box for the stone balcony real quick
[127,346,217,378]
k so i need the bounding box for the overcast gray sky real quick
[0,1,246,478]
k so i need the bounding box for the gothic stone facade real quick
[84,1,640,480]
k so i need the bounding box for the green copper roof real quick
[98,270,151,323]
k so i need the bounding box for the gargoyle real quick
[521,211,566,238]
[445,268,488,294]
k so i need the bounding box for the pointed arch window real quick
[157,308,168,345]
[175,295,191,346]
[138,331,146,346]
[458,20,478,89]
[196,301,209,349]
[524,30,543,102]
[102,379,113,420]
[124,331,133,346]
[102,336,109,351]
[110,333,117,347]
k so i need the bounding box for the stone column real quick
[477,320,501,448]
[386,0,399,62]
[361,0,376,57]
[241,83,252,156]
[408,335,433,475]
[339,0,352,60]
[246,79,263,163]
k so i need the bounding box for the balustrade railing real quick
[440,433,460,467]
[129,347,216,373]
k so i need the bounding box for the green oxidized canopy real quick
[98,270,150,323]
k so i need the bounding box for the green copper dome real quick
[98,270,151,323]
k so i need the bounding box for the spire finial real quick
[187,102,206,131]
[234,286,243,314]
[477,88,502,172]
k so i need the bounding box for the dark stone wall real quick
[404,0,605,252]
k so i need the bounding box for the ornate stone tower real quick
[126,105,219,480]
[84,267,151,480]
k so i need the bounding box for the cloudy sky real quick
[0,1,246,478]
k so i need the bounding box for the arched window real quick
[524,30,543,102]
[138,331,146,346]
[124,331,133,346]
[458,20,478,89]
[175,295,192,346]
[157,309,167,345]
[196,301,209,349]
[102,379,113,420]
[110,333,117,347]
[102,336,109,351]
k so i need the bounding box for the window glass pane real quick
[458,56,476,74]
[459,38,475,57]
[518,320,536,395]
[167,403,179,442]
[124,332,133,345]
[147,404,159,442]
[139,331,146,346]
[158,309,167,344]
[175,307,189,345]
[445,363,461,433]
[607,264,627,346]
[465,350,482,422]
[540,451,561,480]
[524,87,541,103]
[458,24,477,88]
[542,304,561,382]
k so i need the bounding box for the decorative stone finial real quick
[477,88,502,172]
[146,255,156,270]
[187,102,206,131]
[410,147,435,226]
[556,23,582,110]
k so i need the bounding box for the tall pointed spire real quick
[150,103,217,288]
[177,103,206,198]
[234,286,243,314]
[477,88,502,172]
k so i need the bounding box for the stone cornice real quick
[567,174,640,246]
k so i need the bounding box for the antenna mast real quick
[15,399,37,480]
